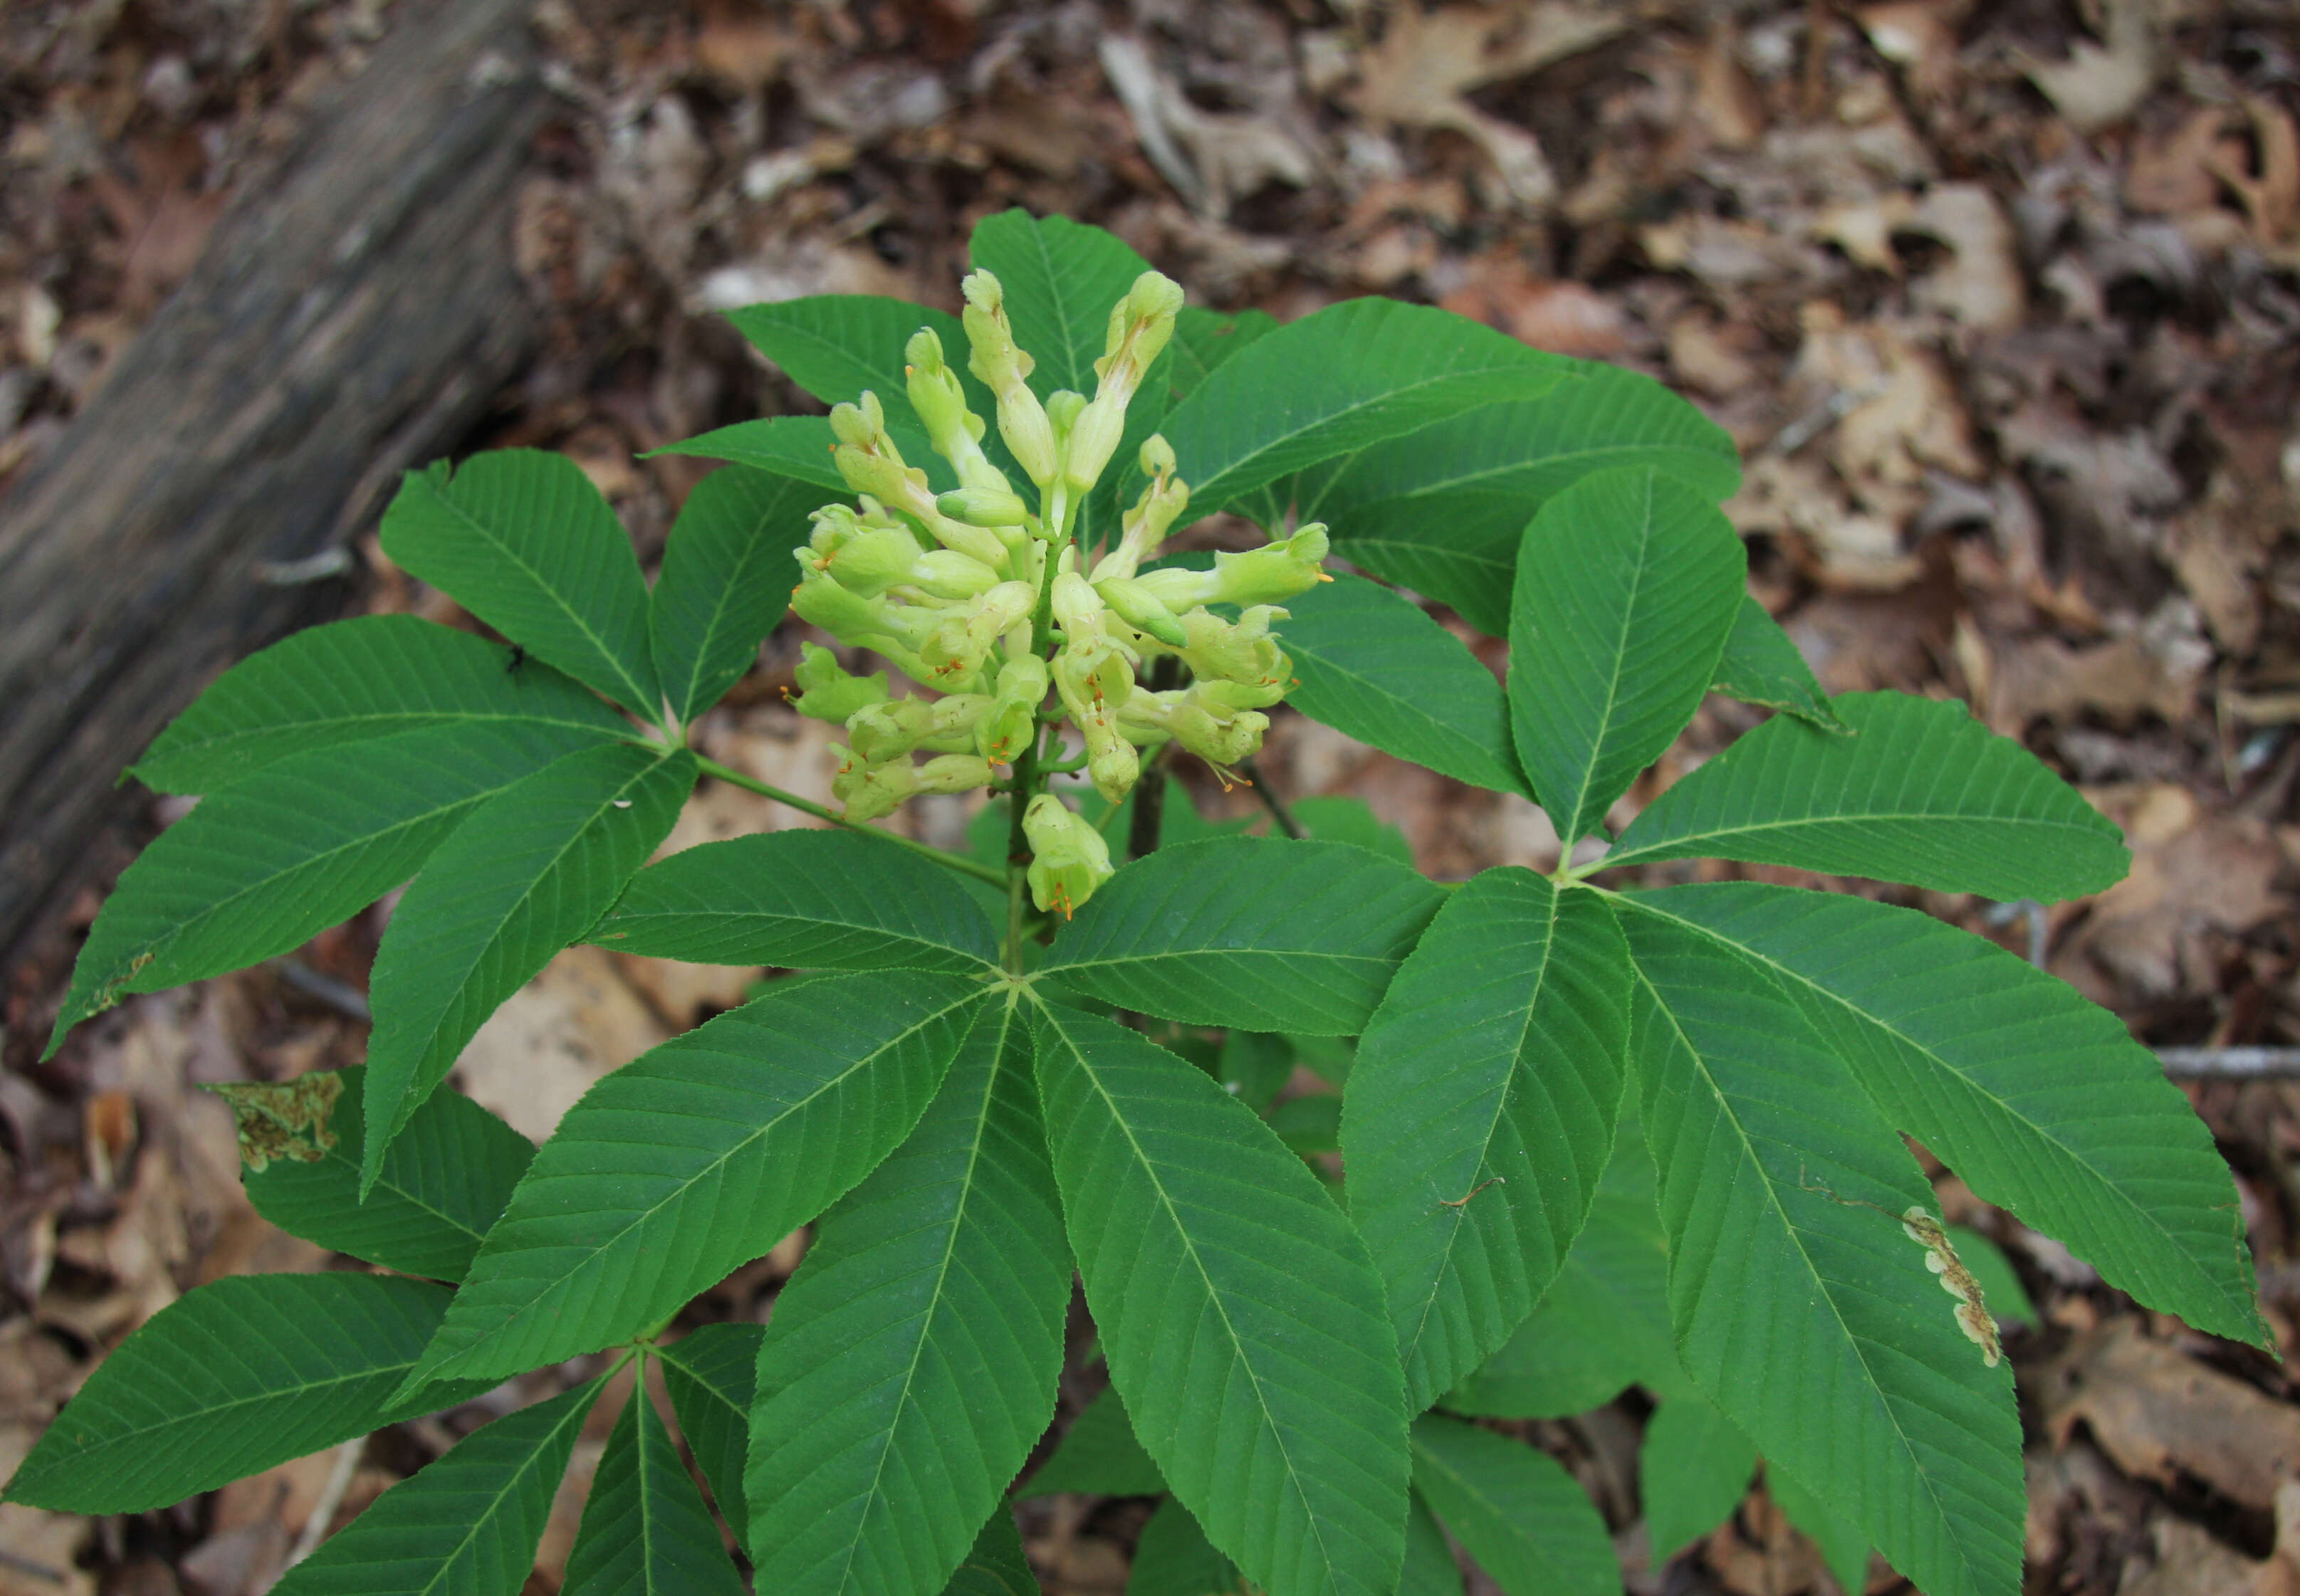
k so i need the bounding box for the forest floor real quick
[2,1,2298,1592]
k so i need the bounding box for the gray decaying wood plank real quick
[0,0,548,970]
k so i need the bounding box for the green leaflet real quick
[1767,1467,1871,1596]
[651,466,822,723]
[1509,467,1745,846]
[564,1385,746,1596]
[401,972,988,1392]
[131,614,630,794]
[1444,1118,1685,1419]
[943,1511,1040,1596]
[744,995,1070,1596]
[1016,1386,1166,1498]
[1407,1414,1619,1596]
[1213,1031,1296,1115]
[270,1376,603,1596]
[1154,298,1579,523]
[1344,868,1629,1409]
[726,295,978,446]
[1291,798,1414,868]
[1166,307,1278,406]
[3,1274,483,1513]
[1032,1003,1410,1596]
[49,722,596,1054]
[1040,836,1445,1035]
[1399,1492,1464,1596]
[236,1066,533,1284]
[1601,691,2131,901]
[1127,1499,1248,1596]
[654,415,881,493]
[360,742,695,1193]
[970,209,1156,401]
[591,829,1000,972]
[1279,575,1530,797]
[1711,597,1846,733]
[1307,362,1740,636]
[1629,882,2265,1345]
[657,1323,761,1548]
[1616,902,2023,1596]
[380,451,661,719]
[1640,1395,1757,1564]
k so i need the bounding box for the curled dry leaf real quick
[2037,1318,2300,1515]
[1345,2,1624,208]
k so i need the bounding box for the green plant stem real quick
[1238,756,1304,839]
[693,755,1006,889]
[1004,488,1078,973]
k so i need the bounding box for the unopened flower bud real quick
[1045,389,1087,447]
[847,694,993,763]
[789,643,888,724]
[1064,394,1126,490]
[936,486,1031,527]
[915,753,995,796]
[831,746,915,823]
[909,550,1005,601]
[826,523,929,598]
[962,271,1060,485]
[976,655,1048,765]
[1023,794,1114,918]
[921,579,1036,682]
[908,327,1011,495]
[1093,576,1189,647]
[1139,434,1176,483]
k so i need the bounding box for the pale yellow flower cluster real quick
[781,266,1330,914]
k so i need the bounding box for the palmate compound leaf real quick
[1508,466,1745,846]
[232,1066,533,1284]
[1342,868,1630,1411]
[399,971,988,1394]
[1613,901,2024,1596]
[1407,1414,1619,1596]
[3,1274,488,1513]
[650,465,822,723]
[1443,1116,1685,1420]
[1039,836,1445,1036]
[1015,1386,1166,1499]
[590,829,1000,973]
[563,1383,746,1596]
[1166,306,1277,405]
[48,721,603,1054]
[1711,597,1846,733]
[1277,575,1530,797]
[1600,691,2131,901]
[358,742,694,1194]
[271,1375,603,1596]
[1640,1394,1759,1565]
[130,614,631,795]
[657,1323,760,1548]
[744,994,1071,1596]
[1032,1002,1411,1596]
[1301,361,1741,636]
[1628,883,2267,1346]
[1149,297,1580,523]
[380,451,661,720]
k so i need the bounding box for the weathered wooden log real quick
[0,0,548,970]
